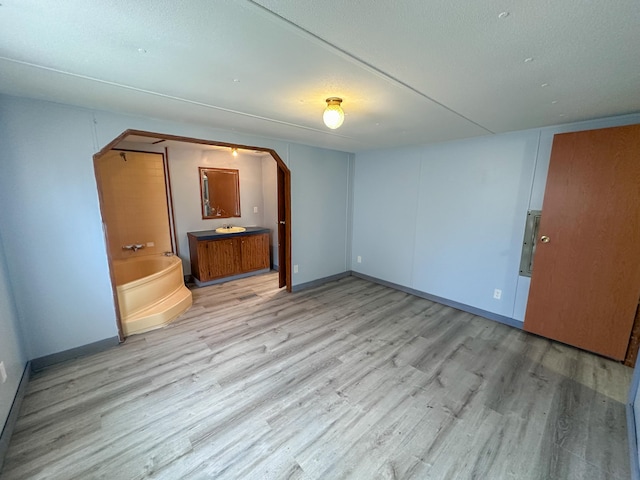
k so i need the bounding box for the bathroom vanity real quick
[187,227,270,286]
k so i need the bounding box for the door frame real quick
[94,129,293,341]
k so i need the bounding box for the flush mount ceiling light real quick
[323,97,345,129]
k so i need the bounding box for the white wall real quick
[0,233,26,437]
[352,113,640,323]
[168,147,268,274]
[0,94,352,360]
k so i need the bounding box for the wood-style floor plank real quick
[0,272,632,479]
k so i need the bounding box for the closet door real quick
[524,124,640,360]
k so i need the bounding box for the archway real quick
[94,129,292,340]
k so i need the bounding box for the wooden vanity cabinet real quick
[240,234,270,272]
[188,231,270,283]
[203,238,239,280]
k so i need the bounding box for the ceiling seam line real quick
[0,56,358,140]
[247,1,495,135]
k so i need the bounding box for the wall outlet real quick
[253,206,258,213]
[0,361,7,384]
[493,289,502,300]
[357,256,362,263]
[293,264,299,274]
[146,241,155,247]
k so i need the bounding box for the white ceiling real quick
[0,1,638,152]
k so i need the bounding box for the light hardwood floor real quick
[0,272,632,479]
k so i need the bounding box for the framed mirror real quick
[199,167,241,219]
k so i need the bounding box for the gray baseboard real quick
[0,362,30,471]
[351,271,523,330]
[291,271,352,292]
[192,268,271,288]
[31,336,120,372]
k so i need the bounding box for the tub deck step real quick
[123,286,193,336]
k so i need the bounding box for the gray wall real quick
[289,144,352,285]
[0,94,352,363]
[352,113,640,323]
[0,97,119,361]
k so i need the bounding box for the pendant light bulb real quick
[323,97,345,129]
[231,148,238,157]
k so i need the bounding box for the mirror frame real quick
[199,167,241,219]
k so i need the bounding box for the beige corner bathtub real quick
[113,255,192,336]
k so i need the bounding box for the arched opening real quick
[94,129,292,340]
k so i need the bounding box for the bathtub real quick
[113,254,192,336]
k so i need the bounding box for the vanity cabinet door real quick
[240,234,270,272]
[205,238,240,279]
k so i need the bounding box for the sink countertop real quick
[187,226,270,240]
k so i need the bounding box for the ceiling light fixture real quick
[323,97,345,129]
[231,148,238,157]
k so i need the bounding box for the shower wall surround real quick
[95,150,172,260]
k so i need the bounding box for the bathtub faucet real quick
[123,244,145,252]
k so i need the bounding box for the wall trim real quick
[31,336,120,372]
[0,362,30,471]
[193,269,271,288]
[351,272,523,330]
[291,271,352,292]
[628,354,640,480]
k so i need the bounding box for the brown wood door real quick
[524,124,640,360]
[241,234,270,272]
[277,166,287,289]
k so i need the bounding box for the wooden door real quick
[277,166,288,289]
[524,124,640,360]
[241,234,270,272]
[205,238,240,280]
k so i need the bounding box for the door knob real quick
[540,235,550,243]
